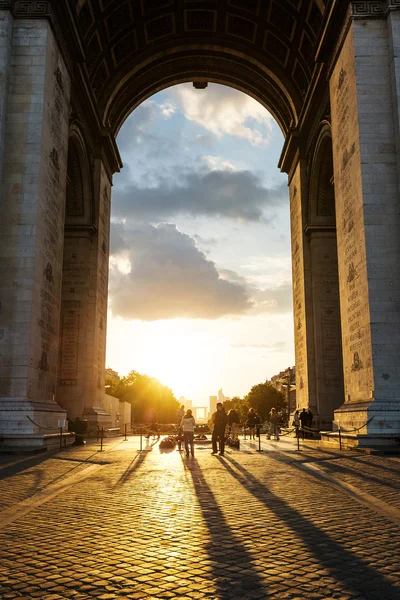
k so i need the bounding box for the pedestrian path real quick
[0,437,399,599]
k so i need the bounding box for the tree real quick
[109,370,179,423]
[245,382,286,421]
[222,396,249,423]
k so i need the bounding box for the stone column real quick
[308,230,344,427]
[289,160,318,418]
[330,7,400,441]
[0,17,70,446]
[57,157,112,427]
[0,11,13,180]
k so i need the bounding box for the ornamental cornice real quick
[350,1,400,18]
[0,1,52,17]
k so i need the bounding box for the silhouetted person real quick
[176,404,185,425]
[181,409,196,457]
[299,408,308,438]
[211,402,228,456]
[246,407,260,440]
[306,409,313,430]
[267,407,280,441]
[146,408,160,439]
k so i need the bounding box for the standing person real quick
[299,408,308,439]
[181,409,196,457]
[176,404,185,425]
[246,408,260,440]
[292,409,300,433]
[228,408,240,439]
[267,407,280,441]
[306,409,313,430]
[146,408,160,440]
[176,404,185,452]
[211,402,228,456]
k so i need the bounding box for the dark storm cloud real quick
[112,170,287,223]
[109,222,253,321]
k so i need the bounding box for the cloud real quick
[231,342,287,351]
[250,281,293,314]
[170,83,273,146]
[109,222,253,321]
[202,155,236,171]
[109,222,293,321]
[112,168,287,223]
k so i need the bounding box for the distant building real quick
[105,368,120,384]
[270,366,296,413]
[179,396,192,410]
[218,389,226,404]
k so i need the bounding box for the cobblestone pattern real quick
[0,438,399,599]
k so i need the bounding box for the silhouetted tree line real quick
[222,382,286,422]
[105,370,179,424]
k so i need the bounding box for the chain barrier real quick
[26,416,57,431]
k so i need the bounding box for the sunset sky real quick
[106,83,294,405]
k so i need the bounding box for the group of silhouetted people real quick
[149,402,315,456]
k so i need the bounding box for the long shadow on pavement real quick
[223,454,399,599]
[298,451,400,492]
[186,458,268,599]
[113,448,152,488]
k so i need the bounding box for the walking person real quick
[267,407,280,441]
[211,402,228,456]
[246,407,260,440]
[146,408,160,440]
[180,409,196,457]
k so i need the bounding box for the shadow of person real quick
[223,454,399,599]
[185,458,269,598]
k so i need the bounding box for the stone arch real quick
[309,124,335,225]
[65,126,93,226]
[104,48,298,136]
[306,122,344,427]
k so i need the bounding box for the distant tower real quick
[218,389,226,404]
[210,395,217,414]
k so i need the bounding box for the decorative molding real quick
[0,0,52,17]
[351,1,400,18]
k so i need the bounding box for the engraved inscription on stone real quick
[59,310,79,384]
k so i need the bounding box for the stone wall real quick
[0,18,70,434]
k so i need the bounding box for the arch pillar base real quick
[0,399,67,451]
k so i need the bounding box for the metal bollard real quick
[296,426,300,451]
[338,425,342,451]
[140,428,143,452]
[124,422,127,441]
[256,425,261,452]
[99,427,104,452]
[59,426,63,451]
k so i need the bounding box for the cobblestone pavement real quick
[0,436,399,600]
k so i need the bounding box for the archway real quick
[1,1,399,448]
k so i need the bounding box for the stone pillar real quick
[0,11,13,180]
[56,157,111,427]
[289,161,318,418]
[330,8,400,442]
[308,230,344,427]
[0,17,70,447]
